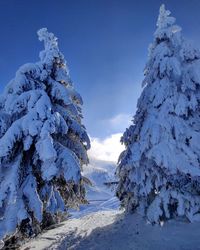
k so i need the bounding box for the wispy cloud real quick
[88,133,124,163]
[108,113,132,132]
[99,113,132,136]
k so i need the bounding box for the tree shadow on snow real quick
[56,212,137,250]
[56,212,200,250]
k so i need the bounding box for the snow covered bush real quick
[0,28,90,241]
[116,5,200,223]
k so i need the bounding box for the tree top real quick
[37,28,58,50]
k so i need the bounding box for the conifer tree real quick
[0,28,90,240]
[117,5,200,223]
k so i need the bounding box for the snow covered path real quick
[21,208,200,250]
[21,210,121,250]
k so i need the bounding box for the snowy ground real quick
[21,159,200,250]
[21,210,200,250]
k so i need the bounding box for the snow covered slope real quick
[70,158,120,218]
[83,158,117,200]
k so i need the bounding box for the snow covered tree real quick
[116,5,200,223]
[0,28,90,241]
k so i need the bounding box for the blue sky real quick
[0,0,200,140]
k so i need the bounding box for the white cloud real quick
[88,113,132,163]
[88,133,124,163]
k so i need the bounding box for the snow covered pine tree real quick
[117,5,200,223]
[0,28,90,242]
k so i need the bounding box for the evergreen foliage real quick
[0,28,90,240]
[117,5,200,223]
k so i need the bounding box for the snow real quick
[1,4,200,250]
[20,158,200,250]
[70,158,119,218]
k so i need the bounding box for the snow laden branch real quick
[0,28,90,241]
[117,4,200,223]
